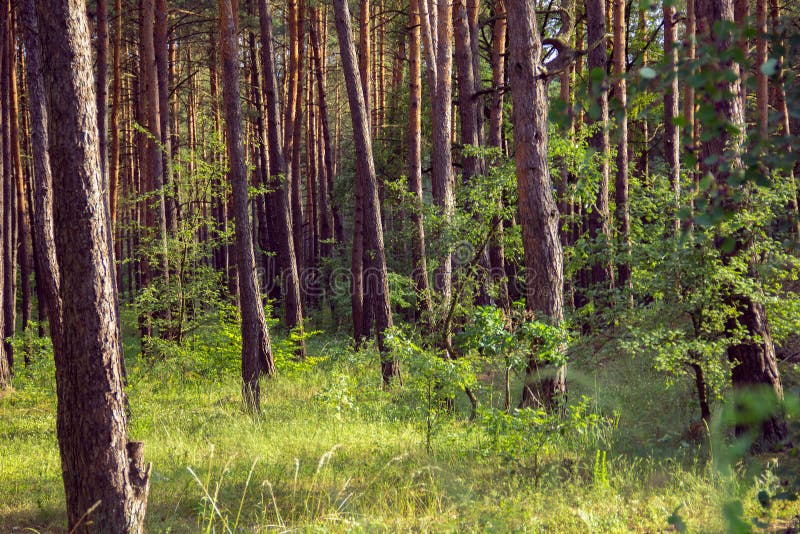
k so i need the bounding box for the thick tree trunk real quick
[507,0,566,409]
[35,0,150,529]
[696,0,787,449]
[220,0,276,410]
[257,0,306,357]
[333,0,399,383]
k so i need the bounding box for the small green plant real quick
[386,327,477,453]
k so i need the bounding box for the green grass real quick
[1,324,799,533]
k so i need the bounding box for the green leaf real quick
[760,58,778,76]
[639,67,657,80]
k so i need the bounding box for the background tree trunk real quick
[220,0,276,411]
[333,0,399,383]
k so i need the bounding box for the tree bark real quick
[35,0,150,529]
[408,0,434,325]
[488,0,510,313]
[220,0,276,410]
[585,0,613,290]
[109,0,122,227]
[257,0,306,357]
[507,0,566,409]
[333,0,399,383]
[664,3,680,234]
[696,0,787,449]
[0,3,7,388]
[19,0,62,344]
[612,0,630,287]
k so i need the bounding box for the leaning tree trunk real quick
[507,0,567,410]
[333,0,399,383]
[19,0,62,343]
[696,0,787,449]
[35,0,150,530]
[220,0,277,410]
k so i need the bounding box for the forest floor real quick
[1,313,800,533]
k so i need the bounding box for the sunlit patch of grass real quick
[1,328,798,532]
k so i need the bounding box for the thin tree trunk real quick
[0,3,7,388]
[109,0,122,228]
[586,0,613,290]
[333,0,399,383]
[613,0,630,287]
[97,0,109,186]
[408,0,433,325]
[220,0,276,410]
[664,3,680,234]
[488,0,510,313]
[768,0,800,238]
[257,0,306,357]
[19,0,62,344]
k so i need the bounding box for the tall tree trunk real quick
[3,5,18,366]
[109,0,122,228]
[488,0,510,312]
[664,3,680,234]
[257,0,306,357]
[35,0,150,529]
[333,0,399,383]
[637,7,649,182]
[683,0,697,225]
[507,0,566,409]
[19,0,62,343]
[8,10,32,334]
[0,2,7,388]
[97,0,109,186]
[141,0,169,302]
[155,0,175,236]
[586,0,613,290]
[220,0,276,410]
[612,0,630,287]
[768,0,800,238]
[696,0,787,449]
[309,7,335,261]
[419,0,454,310]
[408,0,433,325]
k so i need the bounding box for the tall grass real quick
[1,328,798,532]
